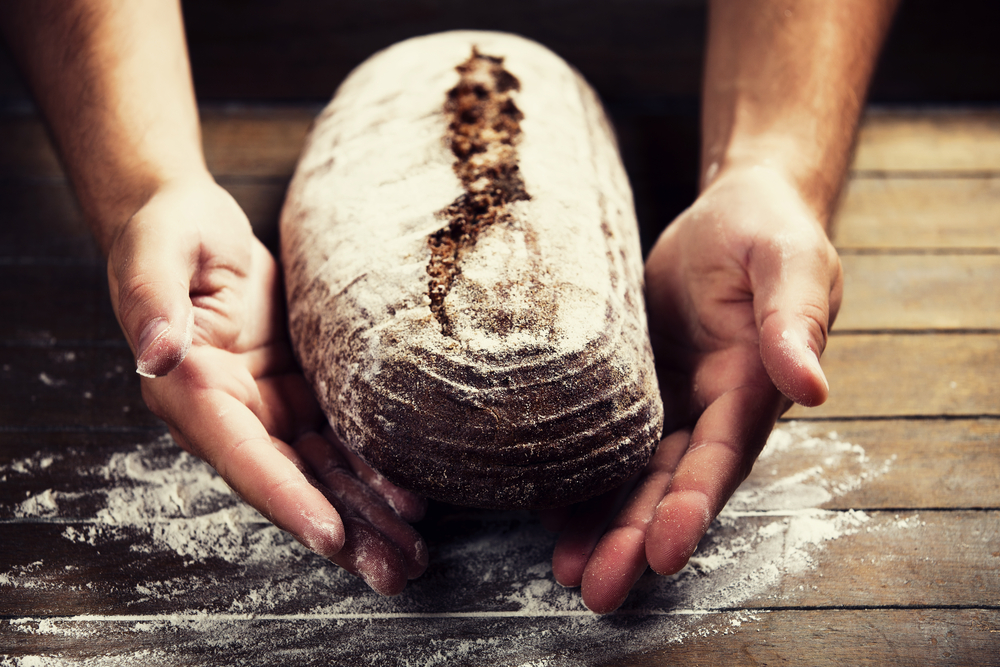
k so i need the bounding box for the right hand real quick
[107,176,428,594]
[547,165,843,612]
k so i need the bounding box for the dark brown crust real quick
[351,337,661,509]
[427,50,531,336]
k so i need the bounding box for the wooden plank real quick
[215,177,288,249]
[200,107,315,177]
[9,108,1000,183]
[832,177,1000,250]
[0,181,100,260]
[0,264,120,343]
[2,332,998,453]
[741,419,1000,511]
[6,108,999,258]
[206,108,1000,179]
[0,431,171,520]
[0,346,156,430]
[0,180,285,259]
[2,420,997,518]
[0,109,312,179]
[0,511,996,615]
[852,109,1000,172]
[786,333,1000,419]
[624,609,1000,667]
[1,609,997,666]
[836,254,1000,331]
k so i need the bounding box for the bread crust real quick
[281,31,663,509]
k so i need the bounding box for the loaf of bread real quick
[280,31,663,510]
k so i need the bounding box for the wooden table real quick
[1,105,998,665]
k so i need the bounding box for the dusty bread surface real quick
[281,31,663,509]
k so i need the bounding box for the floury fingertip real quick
[296,517,346,558]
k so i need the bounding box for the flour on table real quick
[2,422,918,665]
[728,421,896,510]
[8,435,299,566]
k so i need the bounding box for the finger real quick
[646,383,783,576]
[295,433,428,579]
[321,426,427,523]
[144,366,346,561]
[329,516,409,596]
[165,396,314,477]
[750,226,842,407]
[254,371,324,444]
[551,471,641,588]
[579,431,689,614]
[107,214,196,378]
[273,440,416,596]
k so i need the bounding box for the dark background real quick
[2,0,997,251]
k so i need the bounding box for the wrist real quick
[697,162,825,239]
[704,137,843,228]
[90,167,215,256]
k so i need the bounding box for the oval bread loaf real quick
[280,31,663,510]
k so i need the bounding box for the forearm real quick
[0,0,206,253]
[702,0,899,223]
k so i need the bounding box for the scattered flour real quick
[728,421,896,511]
[1,422,918,665]
[8,435,286,566]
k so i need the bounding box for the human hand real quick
[107,177,427,594]
[547,165,843,612]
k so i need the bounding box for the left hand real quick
[546,165,843,613]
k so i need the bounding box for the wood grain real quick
[0,179,287,258]
[832,177,1000,250]
[3,100,999,665]
[837,254,1000,330]
[200,106,316,177]
[786,333,1000,419]
[749,419,1000,511]
[853,109,1000,172]
[0,264,119,343]
[14,109,1000,181]
[622,609,1000,667]
[0,346,155,429]
[2,420,997,516]
[0,609,996,666]
[1,510,996,616]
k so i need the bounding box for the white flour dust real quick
[729,421,896,511]
[2,422,918,665]
[7,435,297,567]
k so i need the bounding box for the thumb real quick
[107,215,195,378]
[751,235,842,408]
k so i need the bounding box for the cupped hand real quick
[106,177,427,594]
[548,165,843,613]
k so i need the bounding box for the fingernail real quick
[816,362,830,394]
[804,342,829,394]
[135,317,170,378]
